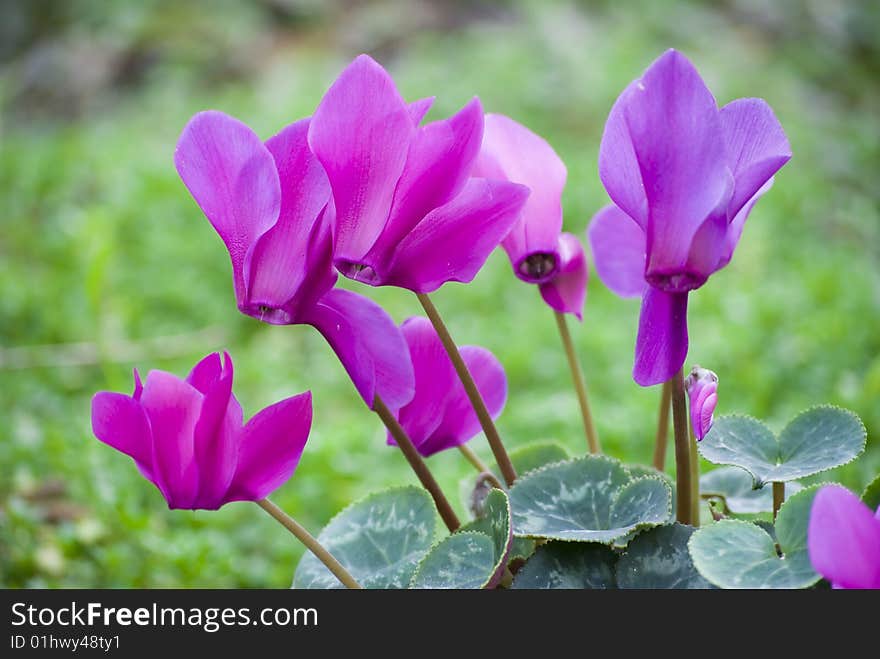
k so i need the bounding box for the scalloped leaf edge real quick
[408,531,497,589]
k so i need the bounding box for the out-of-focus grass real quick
[1,0,878,587]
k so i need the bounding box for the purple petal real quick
[225,392,312,502]
[633,288,689,386]
[385,178,529,293]
[132,368,143,400]
[683,211,729,283]
[191,352,241,509]
[363,97,484,278]
[475,113,566,283]
[408,97,435,125]
[587,204,647,298]
[304,288,415,412]
[391,317,458,449]
[308,54,414,265]
[808,485,880,589]
[174,111,281,303]
[186,352,221,393]
[715,178,773,272]
[139,370,203,508]
[420,345,507,456]
[242,119,337,322]
[698,393,717,440]
[603,50,733,277]
[539,232,588,320]
[91,391,155,480]
[720,98,791,218]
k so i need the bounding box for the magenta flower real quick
[307,54,529,293]
[807,484,880,589]
[474,113,588,319]
[587,49,791,385]
[685,366,718,440]
[175,110,414,411]
[389,317,507,457]
[90,352,311,509]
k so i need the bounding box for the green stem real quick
[670,368,693,525]
[689,425,700,528]
[416,292,517,487]
[652,381,672,471]
[373,395,461,532]
[256,498,362,589]
[459,444,491,474]
[554,311,601,454]
[773,482,785,521]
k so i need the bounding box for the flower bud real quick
[685,365,718,440]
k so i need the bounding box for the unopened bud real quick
[685,365,718,440]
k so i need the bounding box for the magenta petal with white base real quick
[90,352,312,510]
[807,485,880,589]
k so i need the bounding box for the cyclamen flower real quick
[685,365,718,440]
[175,111,413,411]
[91,352,311,509]
[807,484,880,589]
[588,49,791,385]
[389,317,507,457]
[474,113,588,319]
[307,54,529,293]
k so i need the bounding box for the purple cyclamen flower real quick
[389,317,507,457]
[807,484,880,589]
[91,352,311,509]
[685,365,718,440]
[588,49,791,386]
[474,113,588,319]
[175,111,414,412]
[307,54,530,293]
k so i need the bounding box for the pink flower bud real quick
[685,365,718,440]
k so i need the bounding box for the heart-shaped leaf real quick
[293,486,436,589]
[410,489,512,589]
[509,455,672,544]
[700,466,803,515]
[699,406,866,487]
[863,473,880,510]
[688,485,823,589]
[616,524,713,589]
[511,542,617,589]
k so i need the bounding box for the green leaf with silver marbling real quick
[700,466,803,515]
[293,486,436,589]
[616,524,713,589]
[511,542,617,589]
[409,532,496,589]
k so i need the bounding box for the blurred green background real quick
[1,0,878,587]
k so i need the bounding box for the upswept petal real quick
[174,111,281,302]
[610,50,733,275]
[476,113,566,280]
[539,232,588,320]
[225,392,312,502]
[304,288,415,412]
[408,97,436,126]
[308,54,414,264]
[368,97,484,267]
[385,178,529,293]
[808,485,880,589]
[391,317,457,449]
[91,392,154,480]
[139,371,204,508]
[191,352,239,508]
[633,287,689,386]
[720,98,791,218]
[587,204,647,298]
[243,118,334,320]
[420,346,507,456]
[715,179,773,272]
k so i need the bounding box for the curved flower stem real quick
[373,395,461,532]
[459,444,491,474]
[652,381,672,471]
[669,367,693,525]
[256,498,361,589]
[772,482,785,520]
[416,293,517,487]
[554,311,601,454]
[689,425,701,527]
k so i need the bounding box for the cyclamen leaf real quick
[616,524,713,589]
[687,485,823,589]
[292,486,436,589]
[700,466,803,515]
[699,406,866,486]
[509,455,672,544]
[511,542,617,589]
[862,473,880,510]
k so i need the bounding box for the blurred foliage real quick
[1,0,878,587]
